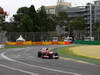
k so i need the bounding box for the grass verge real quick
[54,45,100,65]
[0,45,26,50]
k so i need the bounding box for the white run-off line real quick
[1,51,82,75]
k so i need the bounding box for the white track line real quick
[1,51,82,75]
[0,52,38,75]
[0,64,37,75]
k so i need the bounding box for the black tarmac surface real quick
[0,45,100,75]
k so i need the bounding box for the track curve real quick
[0,45,100,75]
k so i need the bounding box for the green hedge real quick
[74,40,100,45]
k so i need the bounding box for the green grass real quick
[5,46,25,48]
[0,45,26,50]
[54,45,100,65]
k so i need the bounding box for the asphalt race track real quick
[0,45,100,75]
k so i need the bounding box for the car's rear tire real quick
[38,51,42,57]
[49,54,53,59]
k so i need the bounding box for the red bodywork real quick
[38,48,59,59]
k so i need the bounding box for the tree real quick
[17,7,29,15]
[57,12,68,21]
[28,5,36,19]
[69,17,85,31]
[47,15,57,31]
[13,7,29,24]
[94,22,100,31]
[12,5,57,32]
[28,5,39,32]
[2,22,17,32]
[38,6,47,18]
[19,15,33,32]
[38,6,48,32]
[55,11,69,32]
[13,5,38,32]
[0,7,7,31]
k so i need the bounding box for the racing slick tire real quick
[38,51,42,57]
[48,54,53,59]
[54,53,59,59]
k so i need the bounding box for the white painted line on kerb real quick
[1,51,82,75]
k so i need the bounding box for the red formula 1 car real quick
[37,48,59,59]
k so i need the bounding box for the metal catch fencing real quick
[74,31,100,41]
[0,31,62,42]
[0,31,100,42]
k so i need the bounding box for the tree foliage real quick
[11,5,56,32]
[69,17,85,31]
[94,22,100,31]
[1,5,87,32]
[38,6,48,32]
[13,5,38,32]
